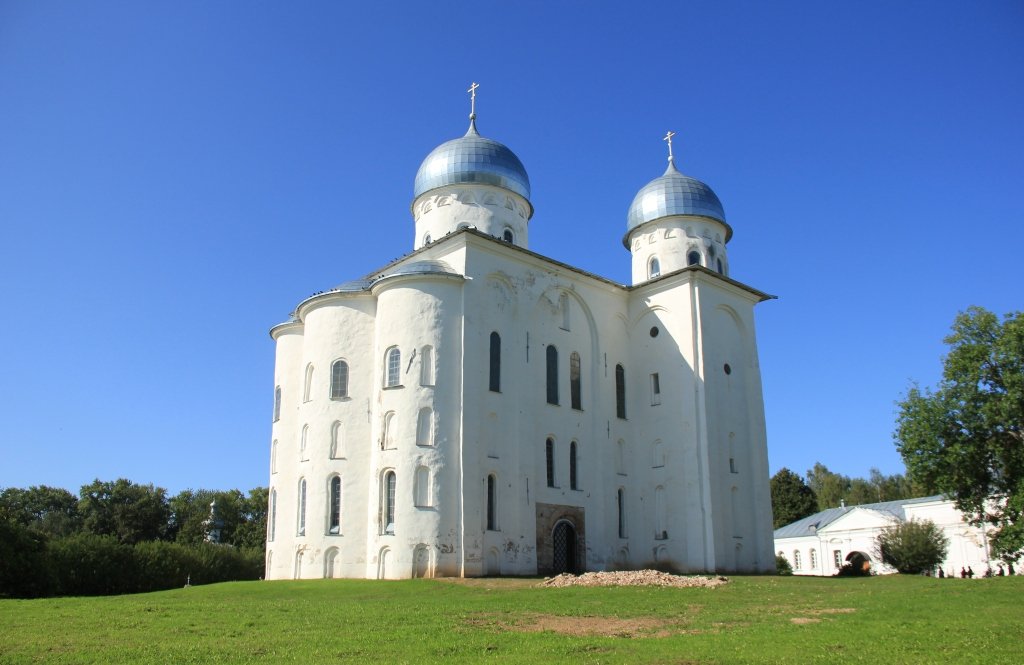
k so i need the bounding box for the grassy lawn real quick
[1,575,1021,664]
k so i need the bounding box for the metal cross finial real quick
[663,130,676,163]
[468,82,480,119]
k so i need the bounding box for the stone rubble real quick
[540,570,729,588]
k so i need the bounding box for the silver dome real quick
[413,121,530,201]
[330,279,373,293]
[627,162,727,236]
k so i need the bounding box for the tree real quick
[895,307,1024,561]
[78,479,170,544]
[875,519,949,574]
[806,463,849,511]
[0,485,81,537]
[806,462,920,511]
[770,468,818,528]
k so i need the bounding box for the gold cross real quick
[468,82,480,118]
[663,130,676,163]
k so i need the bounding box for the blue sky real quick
[1,1,1021,495]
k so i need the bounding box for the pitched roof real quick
[773,495,944,539]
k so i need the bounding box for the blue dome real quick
[413,122,530,201]
[627,162,727,234]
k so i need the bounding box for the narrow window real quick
[486,474,497,530]
[729,457,737,473]
[330,421,342,458]
[833,550,842,569]
[652,440,664,467]
[268,489,277,542]
[414,466,430,507]
[650,373,661,406]
[271,440,278,473]
[420,345,434,386]
[546,346,559,405]
[382,412,395,449]
[297,478,307,536]
[423,233,432,245]
[687,251,701,266]
[615,364,626,419]
[502,228,514,243]
[559,293,570,331]
[649,256,661,279]
[810,549,818,569]
[570,351,582,410]
[416,407,433,447]
[616,439,625,474]
[303,364,314,402]
[385,347,401,387]
[569,441,579,490]
[328,476,341,534]
[617,488,626,538]
[383,471,396,534]
[300,424,308,460]
[655,487,666,539]
[330,360,349,399]
[489,332,501,392]
[545,438,555,487]
[717,258,724,274]
[273,386,281,422]
[794,550,802,570]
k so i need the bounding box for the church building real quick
[265,86,775,579]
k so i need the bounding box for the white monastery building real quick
[775,496,1017,577]
[265,87,775,579]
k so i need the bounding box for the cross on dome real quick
[468,82,479,119]
[663,130,677,165]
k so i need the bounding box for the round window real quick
[649,326,659,338]
[724,363,732,375]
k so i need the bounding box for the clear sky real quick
[1,1,1021,496]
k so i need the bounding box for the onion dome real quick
[626,160,729,241]
[413,119,531,201]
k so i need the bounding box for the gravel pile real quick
[540,570,729,588]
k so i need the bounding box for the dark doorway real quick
[552,521,578,574]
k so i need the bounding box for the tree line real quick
[770,463,925,529]
[0,479,268,598]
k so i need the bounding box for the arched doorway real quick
[846,551,872,573]
[413,545,429,578]
[552,520,578,574]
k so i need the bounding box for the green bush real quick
[775,554,793,575]
[0,519,55,597]
[50,533,139,596]
[876,519,949,574]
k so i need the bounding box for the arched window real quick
[687,251,701,266]
[546,346,559,405]
[414,466,430,507]
[559,293,570,330]
[489,332,501,392]
[793,550,802,570]
[268,489,277,542]
[273,386,281,422]
[416,407,433,447]
[423,233,432,245]
[382,412,395,449]
[486,474,497,530]
[385,347,401,387]
[294,550,303,580]
[716,258,724,274]
[324,548,338,579]
[809,548,818,569]
[328,476,341,534]
[502,228,514,243]
[617,488,626,538]
[545,438,555,487]
[648,256,661,279]
[300,424,308,461]
[615,364,626,419]
[420,346,434,386]
[330,360,349,399]
[655,486,666,539]
[330,421,342,459]
[297,478,307,536]
[303,364,314,402]
[383,471,396,534]
[271,440,278,473]
[652,439,665,467]
[650,372,661,405]
[569,352,582,410]
[569,441,579,490]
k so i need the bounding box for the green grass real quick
[1,575,1021,664]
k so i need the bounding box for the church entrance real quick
[552,520,578,574]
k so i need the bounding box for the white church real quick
[265,86,776,580]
